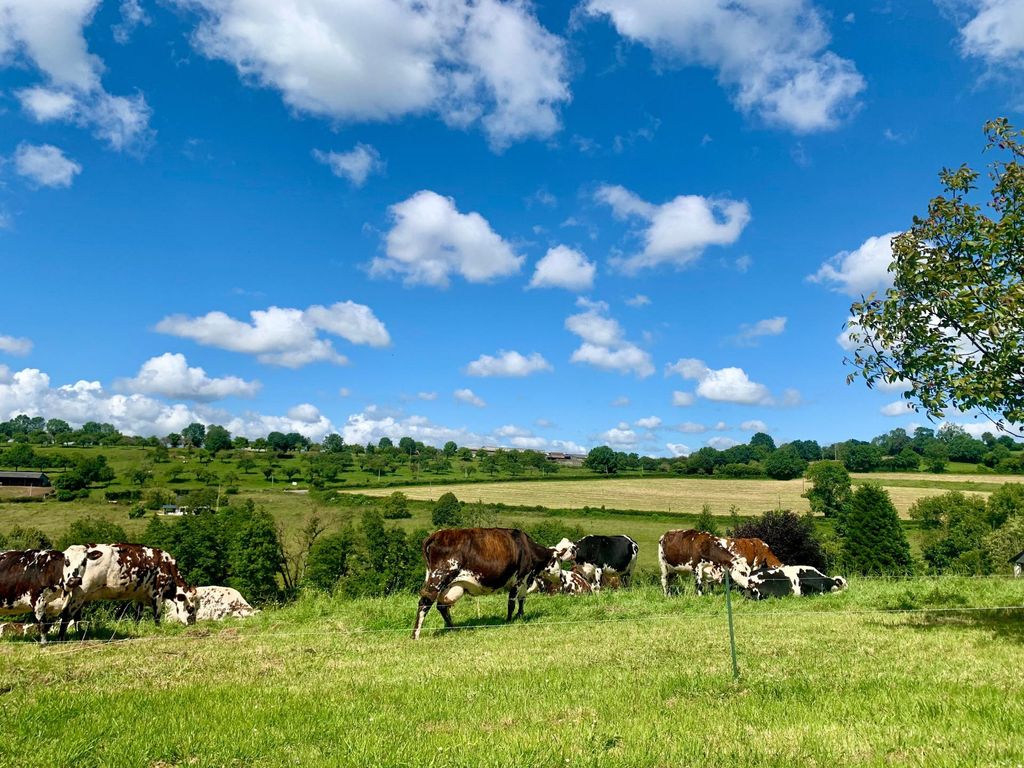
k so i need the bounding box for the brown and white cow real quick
[412,528,566,639]
[658,529,753,595]
[62,544,199,632]
[191,586,258,621]
[724,537,782,571]
[0,549,91,644]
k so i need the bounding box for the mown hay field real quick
[2,578,1022,768]
[349,477,1002,518]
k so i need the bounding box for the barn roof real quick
[0,471,48,479]
[1010,550,1024,565]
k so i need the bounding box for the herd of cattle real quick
[1,526,846,644]
[0,544,256,644]
[412,527,847,638]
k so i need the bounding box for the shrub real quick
[57,517,129,550]
[984,517,1024,574]
[717,462,765,478]
[381,491,411,519]
[304,529,357,591]
[694,504,719,536]
[0,525,53,550]
[731,510,828,570]
[986,483,1024,528]
[128,506,147,520]
[842,444,883,473]
[431,492,462,528]
[803,461,851,519]
[838,485,913,575]
[521,521,585,548]
[763,446,808,480]
[910,492,994,574]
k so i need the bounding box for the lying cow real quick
[0,549,90,644]
[413,528,565,639]
[557,535,639,591]
[659,529,752,595]
[745,566,848,599]
[62,544,198,633]
[192,586,258,621]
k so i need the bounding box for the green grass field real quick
[2,577,1022,767]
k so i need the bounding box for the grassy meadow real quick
[1,577,1022,767]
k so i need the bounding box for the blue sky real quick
[1,0,1021,455]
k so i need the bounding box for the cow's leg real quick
[592,567,603,592]
[413,568,456,639]
[150,598,160,626]
[33,598,48,645]
[436,585,464,629]
[506,584,519,622]
[660,564,674,596]
[516,583,527,619]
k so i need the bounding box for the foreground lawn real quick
[2,578,1022,767]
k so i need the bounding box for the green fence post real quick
[725,569,740,681]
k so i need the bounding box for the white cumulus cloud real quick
[313,144,384,187]
[958,0,1024,69]
[810,232,900,296]
[466,350,552,377]
[595,184,750,272]
[672,390,695,407]
[566,301,653,377]
[707,436,741,450]
[598,422,638,448]
[118,353,261,402]
[584,0,865,132]
[0,334,33,356]
[739,419,768,431]
[635,416,661,429]
[172,0,570,149]
[881,400,915,417]
[454,388,486,407]
[155,301,390,368]
[373,190,523,287]
[667,357,787,406]
[666,442,691,457]
[732,316,787,346]
[529,245,596,291]
[13,144,81,188]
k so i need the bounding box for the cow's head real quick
[552,538,577,562]
[61,545,103,592]
[165,586,199,625]
[830,576,848,592]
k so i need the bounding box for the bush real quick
[803,461,851,519]
[57,517,129,550]
[521,521,585,548]
[431,492,462,528]
[694,504,719,536]
[984,516,1024,573]
[910,492,994,574]
[717,462,765,478]
[304,530,357,591]
[986,483,1024,528]
[731,509,828,570]
[0,525,53,550]
[763,446,808,480]
[336,512,424,597]
[838,485,913,575]
[381,491,411,519]
[843,444,883,473]
[128,506,147,520]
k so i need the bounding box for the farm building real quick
[0,471,50,487]
[1011,551,1024,578]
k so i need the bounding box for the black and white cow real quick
[0,549,91,643]
[745,565,848,599]
[556,535,639,591]
[62,543,199,631]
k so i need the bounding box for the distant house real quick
[159,504,184,516]
[0,471,51,488]
[1011,551,1024,579]
[546,452,586,467]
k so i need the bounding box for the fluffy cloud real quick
[958,0,1024,68]
[118,353,261,402]
[0,366,331,439]
[732,316,787,346]
[671,390,695,407]
[373,190,523,286]
[156,301,389,368]
[673,421,707,433]
[666,442,691,457]
[584,0,865,132]
[707,436,741,450]
[595,184,750,272]
[598,422,638,448]
[338,409,485,448]
[454,388,486,407]
[667,358,787,405]
[809,232,900,296]
[881,400,915,417]
[13,144,81,188]
[174,0,570,149]
[466,350,552,377]
[4,0,151,151]
[566,300,654,377]
[312,144,384,187]
[529,245,596,291]
[739,419,768,431]
[635,416,661,429]
[0,334,33,356]
[491,424,586,453]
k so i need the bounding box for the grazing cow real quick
[412,528,565,639]
[745,566,848,600]
[564,535,639,591]
[63,544,198,632]
[0,549,90,644]
[658,529,752,596]
[192,586,258,621]
[723,537,782,571]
